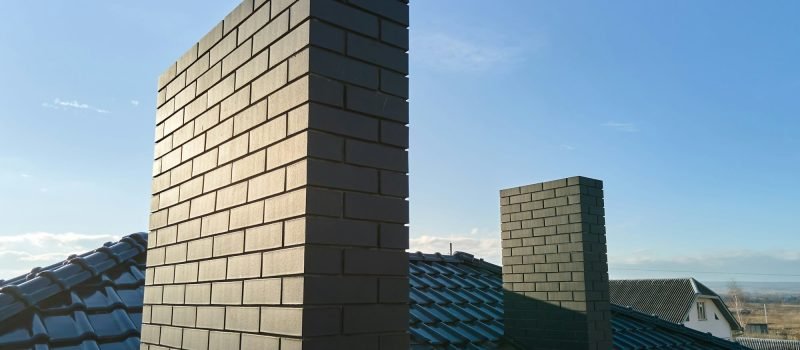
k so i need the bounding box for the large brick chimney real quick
[141,0,410,348]
[499,177,612,350]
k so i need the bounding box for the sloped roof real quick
[0,234,748,349]
[410,252,749,350]
[609,278,742,330]
[736,337,800,350]
[0,233,146,349]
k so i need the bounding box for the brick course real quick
[500,176,613,350]
[142,0,409,348]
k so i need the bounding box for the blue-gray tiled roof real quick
[0,234,748,349]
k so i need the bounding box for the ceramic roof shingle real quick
[0,235,749,349]
[0,233,146,349]
[609,278,742,330]
[736,337,800,350]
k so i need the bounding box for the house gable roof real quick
[0,234,748,349]
[609,278,742,330]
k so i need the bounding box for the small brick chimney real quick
[499,177,612,350]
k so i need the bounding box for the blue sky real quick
[0,1,797,283]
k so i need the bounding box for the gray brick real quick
[345,85,408,123]
[344,192,408,223]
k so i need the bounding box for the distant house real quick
[745,323,769,334]
[610,278,743,339]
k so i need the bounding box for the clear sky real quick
[0,1,797,283]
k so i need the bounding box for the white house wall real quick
[683,296,733,339]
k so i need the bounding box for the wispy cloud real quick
[19,173,31,178]
[42,98,110,114]
[561,144,576,151]
[410,234,501,264]
[130,100,140,106]
[602,121,639,133]
[0,232,122,279]
[414,32,531,72]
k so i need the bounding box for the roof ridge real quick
[0,233,146,324]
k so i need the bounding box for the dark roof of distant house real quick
[735,337,800,350]
[409,251,749,350]
[0,234,748,349]
[609,278,742,330]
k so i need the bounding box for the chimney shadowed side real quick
[500,176,612,350]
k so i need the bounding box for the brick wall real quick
[499,177,612,350]
[141,0,409,349]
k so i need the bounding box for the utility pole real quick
[449,242,453,255]
[764,304,768,324]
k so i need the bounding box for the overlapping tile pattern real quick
[409,251,749,350]
[0,233,146,349]
[145,0,410,347]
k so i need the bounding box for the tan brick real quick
[206,119,234,149]
[147,247,165,266]
[230,200,265,229]
[154,136,173,159]
[185,283,211,304]
[181,135,206,162]
[156,225,177,246]
[195,105,220,135]
[235,49,269,91]
[149,210,168,231]
[190,192,217,218]
[285,160,307,190]
[209,330,240,350]
[244,222,282,252]
[173,120,195,147]
[187,52,210,83]
[175,82,196,109]
[264,189,305,222]
[218,133,249,164]
[217,182,248,210]
[287,47,310,82]
[253,10,289,54]
[260,307,302,335]
[225,307,260,332]
[158,187,180,210]
[172,306,197,327]
[166,72,187,99]
[213,231,245,257]
[167,202,190,225]
[154,265,175,285]
[177,219,202,242]
[156,98,176,124]
[198,257,228,281]
[237,3,270,44]
[249,114,286,151]
[208,75,235,108]
[261,246,304,277]
[185,93,209,122]
[183,329,209,350]
[179,177,204,202]
[232,100,267,135]
[159,62,177,90]
[143,285,163,304]
[210,32,237,65]
[151,305,173,324]
[203,163,232,192]
[220,86,251,121]
[187,237,213,261]
[232,150,265,182]
[192,148,219,177]
[266,131,305,170]
[227,252,262,279]
[241,333,279,349]
[243,278,281,304]
[202,210,230,236]
[211,281,243,305]
[161,147,182,172]
[165,243,188,264]
[247,168,285,200]
[174,262,199,283]
[198,62,222,94]
[222,39,253,77]
[170,162,193,187]
[251,61,287,101]
[197,307,226,330]
[163,284,185,304]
